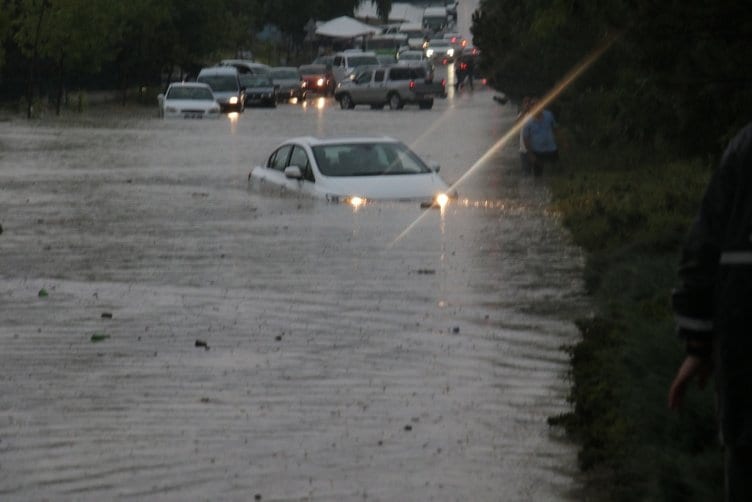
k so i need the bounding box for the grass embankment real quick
[547,151,724,501]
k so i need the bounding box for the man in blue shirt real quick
[522,98,559,176]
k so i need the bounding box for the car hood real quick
[319,172,449,200]
[165,99,216,109]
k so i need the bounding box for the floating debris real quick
[38,289,48,298]
[91,333,110,343]
[416,269,436,275]
[101,312,113,319]
[195,340,210,350]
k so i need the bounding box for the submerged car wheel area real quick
[248,136,454,208]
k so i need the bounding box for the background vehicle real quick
[366,34,408,58]
[331,50,380,86]
[249,136,451,204]
[240,74,277,107]
[399,23,428,50]
[219,59,271,76]
[298,64,334,96]
[157,82,221,119]
[334,64,446,110]
[397,50,435,80]
[422,6,449,35]
[196,66,245,113]
[425,38,456,64]
[269,67,305,102]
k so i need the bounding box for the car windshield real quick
[429,39,450,47]
[241,76,273,87]
[166,86,214,100]
[197,75,238,92]
[271,69,299,79]
[299,65,325,75]
[400,53,422,60]
[348,56,379,67]
[312,142,431,177]
[402,30,425,38]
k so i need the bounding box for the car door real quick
[255,144,294,194]
[352,69,373,104]
[369,68,386,104]
[287,145,319,197]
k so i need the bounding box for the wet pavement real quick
[0,70,587,500]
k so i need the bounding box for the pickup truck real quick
[334,64,446,110]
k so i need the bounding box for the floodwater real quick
[0,74,587,501]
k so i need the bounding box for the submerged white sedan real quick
[249,137,453,207]
[158,82,221,119]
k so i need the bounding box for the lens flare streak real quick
[390,32,622,247]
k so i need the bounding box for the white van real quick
[399,23,428,50]
[422,6,448,35]
[331,50,380,86]
[196,66,245,112]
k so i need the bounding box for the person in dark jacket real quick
[668,121,752,501]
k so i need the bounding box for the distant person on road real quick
[668,121,752,501]
[454,54,474,91]
[522,98,559,176]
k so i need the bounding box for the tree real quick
[371,0,392,23]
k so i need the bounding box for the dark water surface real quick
[0,81,587,500]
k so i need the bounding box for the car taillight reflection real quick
[409,80,416,90]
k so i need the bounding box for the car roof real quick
[198,66,238,75]
[168,82,212,88]
[283,136,398,147]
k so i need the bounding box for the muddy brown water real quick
[0,81,587,500]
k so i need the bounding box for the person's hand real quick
[668,355,713,410]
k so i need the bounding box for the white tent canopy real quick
[315,16,381,39]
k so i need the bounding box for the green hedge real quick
[548,154,724,501]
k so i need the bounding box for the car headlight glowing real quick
[316,78,325,87]
[229,96,238,104]
[346,196,365,208]
[447,48,454,57]
[435,193,450,209]
[426,49,434,57]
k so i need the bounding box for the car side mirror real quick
[427,160,440,172]
[284,165,303,179]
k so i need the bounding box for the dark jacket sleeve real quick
[671,123,752,346]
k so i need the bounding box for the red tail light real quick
[409,80,415,90]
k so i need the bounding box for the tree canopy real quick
[472,0,752,157]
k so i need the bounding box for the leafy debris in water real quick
[38,288,48,298]
[90,333,110,343]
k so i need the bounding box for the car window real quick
[197,75,238,92]
[166,86,214,100]
[347,56,379,67]
[355,70,372,85]
[289,146,314,182]
[374,69,385,82]
[389,68,409,80]
[333,56,343,67]
[312,142,430,177]
[269,145,292,171]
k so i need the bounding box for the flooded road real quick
[0,75,586,500]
